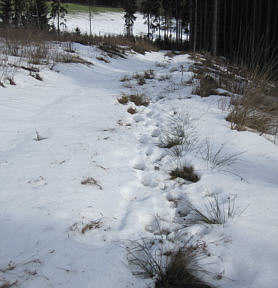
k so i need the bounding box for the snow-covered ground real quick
[1,41,278,288]
[53,11,183,39]
[59,12,147,36]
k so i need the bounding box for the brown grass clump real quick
[118,93,149,106]
[129,93,149,106]
[118,94,129,105]
[126,238,213,288]
[127,107,137,114]
[170,165,199,182]
[56,54,92,65]
[226,74,278,136]
[155,250,212,288]
[195,75,218,97]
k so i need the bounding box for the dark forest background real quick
[0,0,278,68]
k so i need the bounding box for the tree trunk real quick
[212,0,218,56]
[193,0,197,52]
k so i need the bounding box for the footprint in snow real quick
[28,176,47,187]
[138,134,152,144]
[140,173,158,188]
[132,114,144,122]
[130,158,146,171]
[151,128,160,138]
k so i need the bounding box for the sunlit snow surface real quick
[52,12,185,39]
[1,21,278,288]
[52,12,149,36]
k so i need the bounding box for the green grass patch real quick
[46,2,123,14]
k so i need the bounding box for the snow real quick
[59,12,147,36]
[52,11,184,40]
[1,38,278,288]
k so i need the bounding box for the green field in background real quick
[46,2,123,14]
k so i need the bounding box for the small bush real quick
[170,165,199,183]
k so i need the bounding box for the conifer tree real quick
[0,0,13,25]
[123,0,136,37]
[50,0,68,32]
[30,0,49,30]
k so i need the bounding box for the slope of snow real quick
[1,43,278,288]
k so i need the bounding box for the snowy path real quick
[0,46,163,287]
[1,45,278,288]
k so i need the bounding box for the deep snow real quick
[1,42,278,288]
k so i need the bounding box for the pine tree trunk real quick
[212,0,218,56]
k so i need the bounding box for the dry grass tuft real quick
[55,54,92,65]
[127,107,137,114]
[159,135,184,149]
[187,195,238,225]
[126,238,213,288]
[118,94,129,105]
[226,85,278,136]
[81,177,103,190]
[136,75,146,86]
[69,218,103,235]
[81,219,103,234]
[170,165,199,182]
[129,93,149,106]
[194,75,218,97]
